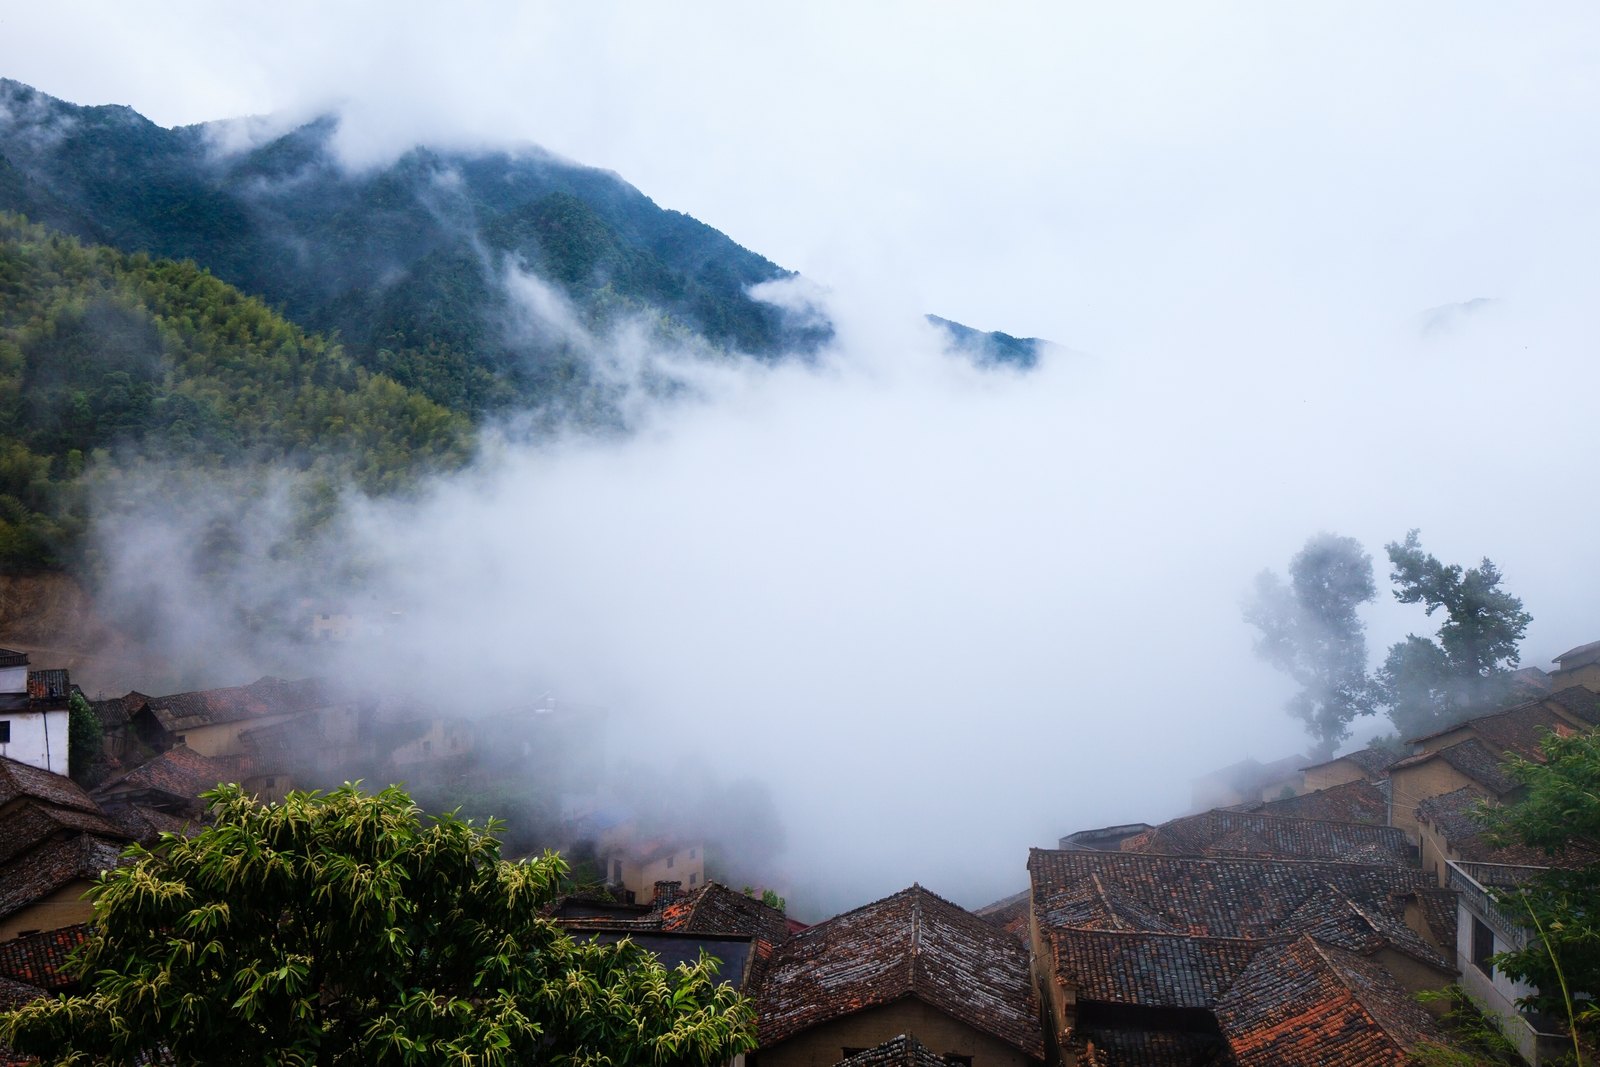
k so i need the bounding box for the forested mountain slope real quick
[0,213,468,570]
[0,79,827,415]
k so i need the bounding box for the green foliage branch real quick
[0,782,755,1066]
[1483,729,1600,1049]
[1376,530,1531,738]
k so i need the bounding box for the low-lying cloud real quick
[84,263,1600,916]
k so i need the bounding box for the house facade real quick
[1446,860,1571,1065]
[0,650,69,777]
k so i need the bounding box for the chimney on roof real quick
[653,880,682,904]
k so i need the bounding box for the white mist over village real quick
[1,4,1598,1064]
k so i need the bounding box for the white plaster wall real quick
[0,709,70,774]
[1456,900,1546,1065]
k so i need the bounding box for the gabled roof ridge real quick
[1032,845,1410,872]
[1403,692,1574,747]
[1199,807,1404,833]
[1087,872,1128,930]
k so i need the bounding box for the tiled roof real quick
[0,834,127,920]
[1301,746,1400,779]
[1123,811,1411,865]
[1553,639,1600,667]
[754,885,1042,1058]
[1027,849,1456,993]
[0,757,101,815]
[0,924,89,991]
[1391,739,1519,796]
[92,745,243,806]
[0,799,124,865]
[1232,780,1388,826]
[833,1034,952,1067]
[100,801,199,846]
[653,883,791,958]
[974,888,1032,942]
[25,669,70,702]
[141,677,331,732]
[0,974,45,1011]
[0,650,27,669]
[1216,936,1447,1065]
[1544,685,1600,727]
[1407,698,1577,758]
[91,691,152,728]
[1046,928,1264,1009]
[1416,786,1600,868]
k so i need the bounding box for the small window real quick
[943,1057,972,1067]
[1472,917,1496,975]
[264,777,277,789]
[690,873,698,886]
[612,860,623,882]
[842,1049,867,1059]
[667,855,675,869]
[0,721,9,744]
[689,848,697,859]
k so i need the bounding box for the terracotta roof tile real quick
[1391,739,1519,796]
[1416,786,1600,868]
[0,799,124,865]
[1232,780,1388,826]
[754,885,1042,1058]
[1124,811,1412,865]
[652,883,791,959]
[99,802,200,846]
[141,677,331,732]
[1301,746,1401,779]
[0,834,127,921]
[1027,849,1456,1007]
[1216,936,1448,1065]
[0,758,100,816]
[0,924,88,991]
[1047,928,1264,1009]
[974,888,1031,942]
[1543,686,1600,727]
[92,746,243,807]
[1407,697,1581,756]
[91,691,151,729]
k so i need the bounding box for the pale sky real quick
[5,4,1600,912]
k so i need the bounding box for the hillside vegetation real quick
[0,79,828,417]
[0,213,469,570]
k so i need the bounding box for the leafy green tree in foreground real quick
[0,783,755,1066]
[1243,532,1377,758]
[1484,729,1600,1044]
[1376,530,1531,738]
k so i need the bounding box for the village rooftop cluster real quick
[0,641,1597,1065]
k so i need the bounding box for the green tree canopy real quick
[1376,530,1531,738]
[1243,532,1377,757]
[0,783,755,1066]
[1484,729,1600,1043]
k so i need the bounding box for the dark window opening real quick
[690,873,698,886]
[667,855,675,869]
[944,1057,972,1067]
[842,1050,867,1059]
[1472,917,1496,975]
[0,721,9,744]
